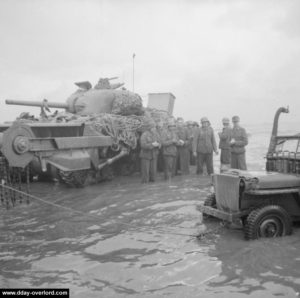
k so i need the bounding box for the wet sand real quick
[0,172,300,297]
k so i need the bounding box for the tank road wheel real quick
[244,205,292,240]
[202,193,216,220]
[58,170,88,188]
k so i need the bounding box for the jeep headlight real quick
[244,177,259,190]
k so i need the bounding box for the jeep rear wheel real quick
[244,205,292,240]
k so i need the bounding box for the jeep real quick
[198,107,300,240]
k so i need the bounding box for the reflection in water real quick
[0,175,220,297]
[0,126,300,297]
[207,226,300,297]
[1,174,299,297]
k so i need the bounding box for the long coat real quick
[219,127,232,150]
[139,130,160,160]
[193,126,217,154]
[230,126,248,154]
[161,129,178,157]
[177,126,190,147]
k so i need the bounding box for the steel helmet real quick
[167,119,176,127]
[222,117,230,124]
[232,115,240,122]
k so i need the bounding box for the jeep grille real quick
[214,174,240,212]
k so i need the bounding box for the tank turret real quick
[6,77,142,116]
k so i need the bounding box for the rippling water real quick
[1,124,300,297]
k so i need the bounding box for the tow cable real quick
[0,183,224,241]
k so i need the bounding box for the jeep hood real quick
[224,169,300,189]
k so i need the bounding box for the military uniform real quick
[186,124,196,165]
[139,130,160,183]
[218,126,232,171]
[161,128,179,180]
[230,126,248,170]
[155,126,164,172]
[176,125,190,174]
[193,126,217,175]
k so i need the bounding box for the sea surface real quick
[0,123,300,297]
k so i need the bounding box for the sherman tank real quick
[0,78,171,188]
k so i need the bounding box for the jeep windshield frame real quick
[275,135,300,154]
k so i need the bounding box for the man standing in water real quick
[218,117,232,172]
[230,115,248,170]
[139,119,160,183]
[193,117,218,175]
[186,121,196,166]
[175,117,190,175]
[161,120,179,180]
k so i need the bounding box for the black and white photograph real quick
[0,0,300,297]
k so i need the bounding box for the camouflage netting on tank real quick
[16,107,174,151]
[77,110,173,150]
[111,91,144,116]
[85,114,142,150]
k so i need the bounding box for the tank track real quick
[58,170,88,188]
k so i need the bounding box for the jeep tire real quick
[204,193,216,207]
[244,205,292,240]
[202,193,217,220]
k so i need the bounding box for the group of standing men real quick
[218,115,248,172]
[139,115,248,183]
[139,117,191,183]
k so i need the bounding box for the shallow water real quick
[0,124,300,297]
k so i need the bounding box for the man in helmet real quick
[230,115,248,170]
[161,119,180,180]
[193,117,218,175]
[186,120,196,165]
[175,117,190,175]
[139,119,161,183]
[218,117,232,172]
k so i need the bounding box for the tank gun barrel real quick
[5,99,68,109]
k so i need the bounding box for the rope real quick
[0,184,223,242]
[87,114,142,149]
[47,110,174,150]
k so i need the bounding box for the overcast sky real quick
[0,0,299,127]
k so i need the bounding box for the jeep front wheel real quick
[244,205,292,240]
[202,193,217,220]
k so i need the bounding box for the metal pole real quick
[133,53,135,92]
